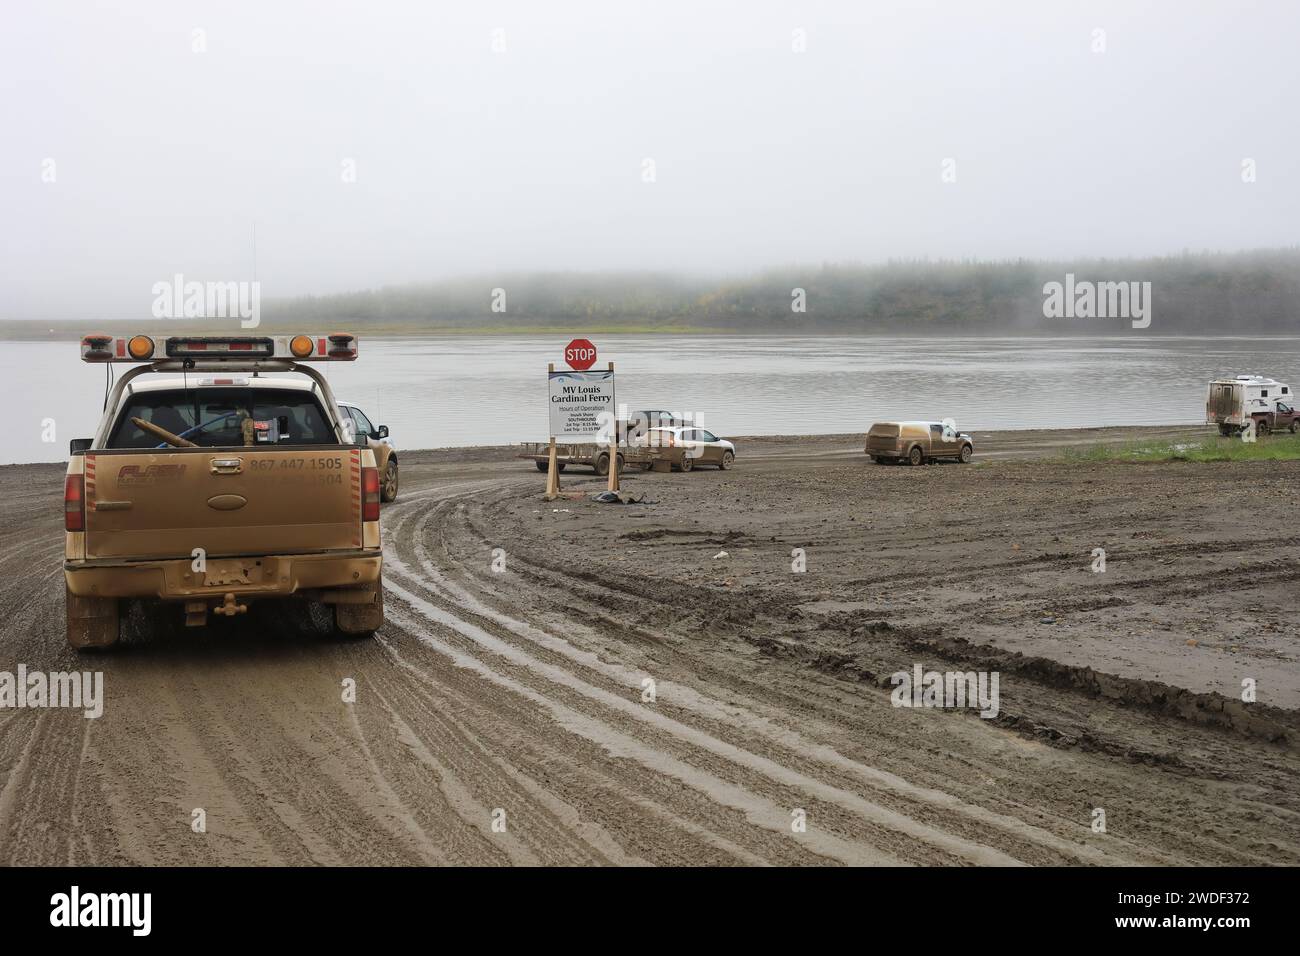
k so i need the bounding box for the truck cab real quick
[64,333,384,650]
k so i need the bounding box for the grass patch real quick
[1063,432,1300,463]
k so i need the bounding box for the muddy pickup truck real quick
[64,333,384,650]
[866,421,974,465]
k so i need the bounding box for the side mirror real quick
[376,425,389,439]
[69,438,92,455]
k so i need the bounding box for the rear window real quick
[869,423,900,438]
[108,387,335,449]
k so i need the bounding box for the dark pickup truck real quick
[1252,402,1300,435]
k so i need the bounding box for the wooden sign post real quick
[544,436,561,499]
[604,360,619,492]
[543,362,562,499]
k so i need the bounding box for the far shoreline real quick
[0,422,1214,470]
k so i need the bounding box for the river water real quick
[5,334,1298,465]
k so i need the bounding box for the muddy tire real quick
[333,575,384,637]
[1219,424,1235,437]
[1257,420,1270,437]
[959,443,973,463]
[678,455,694,473]
[1291,421,1298,434]
[594,453,610,476]
[381,458,399,502]
[719,450,735,470]
[65,588,120,651]
[908,446,924,466]
[535,460,549,472]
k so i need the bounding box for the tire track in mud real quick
[413,479,1300,866]
[378,598,904,866]
[377,487,1153,866]
[373,618,815,865]
[398,498,1150,865]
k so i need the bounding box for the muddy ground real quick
[0,424,1296,865]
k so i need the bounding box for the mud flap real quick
[65,588,120,650]
[334,575,385,635]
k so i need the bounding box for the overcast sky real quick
[2,0,1297,319]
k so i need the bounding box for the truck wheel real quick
[908,446,924,466]
[1219,424,1234,437]
[719,450,735,470]
[959,444,973,463]
[677,455,694,473]
[535,460,549,472]
[1291,421,1299,434]
[594,453,610,476]
[334,576,384,637]
[1257,421,1271,436]
[65,588,120,651]
[381,458,399,502]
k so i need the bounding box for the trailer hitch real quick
[211,592,249,618]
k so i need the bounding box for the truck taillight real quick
[362,467,380,522]
[64,475,85,532]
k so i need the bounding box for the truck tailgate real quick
[84,448,362,560]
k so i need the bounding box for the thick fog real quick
[2,0,1297,320]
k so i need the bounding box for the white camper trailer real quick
[1205,375,1292,434]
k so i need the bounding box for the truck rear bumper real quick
[64,550,381,601]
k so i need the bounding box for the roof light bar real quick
[79,333,360,363]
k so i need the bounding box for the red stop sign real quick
[563,338,598,371]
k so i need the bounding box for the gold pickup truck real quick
[865,421,974,465]
[64,333,384,650]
